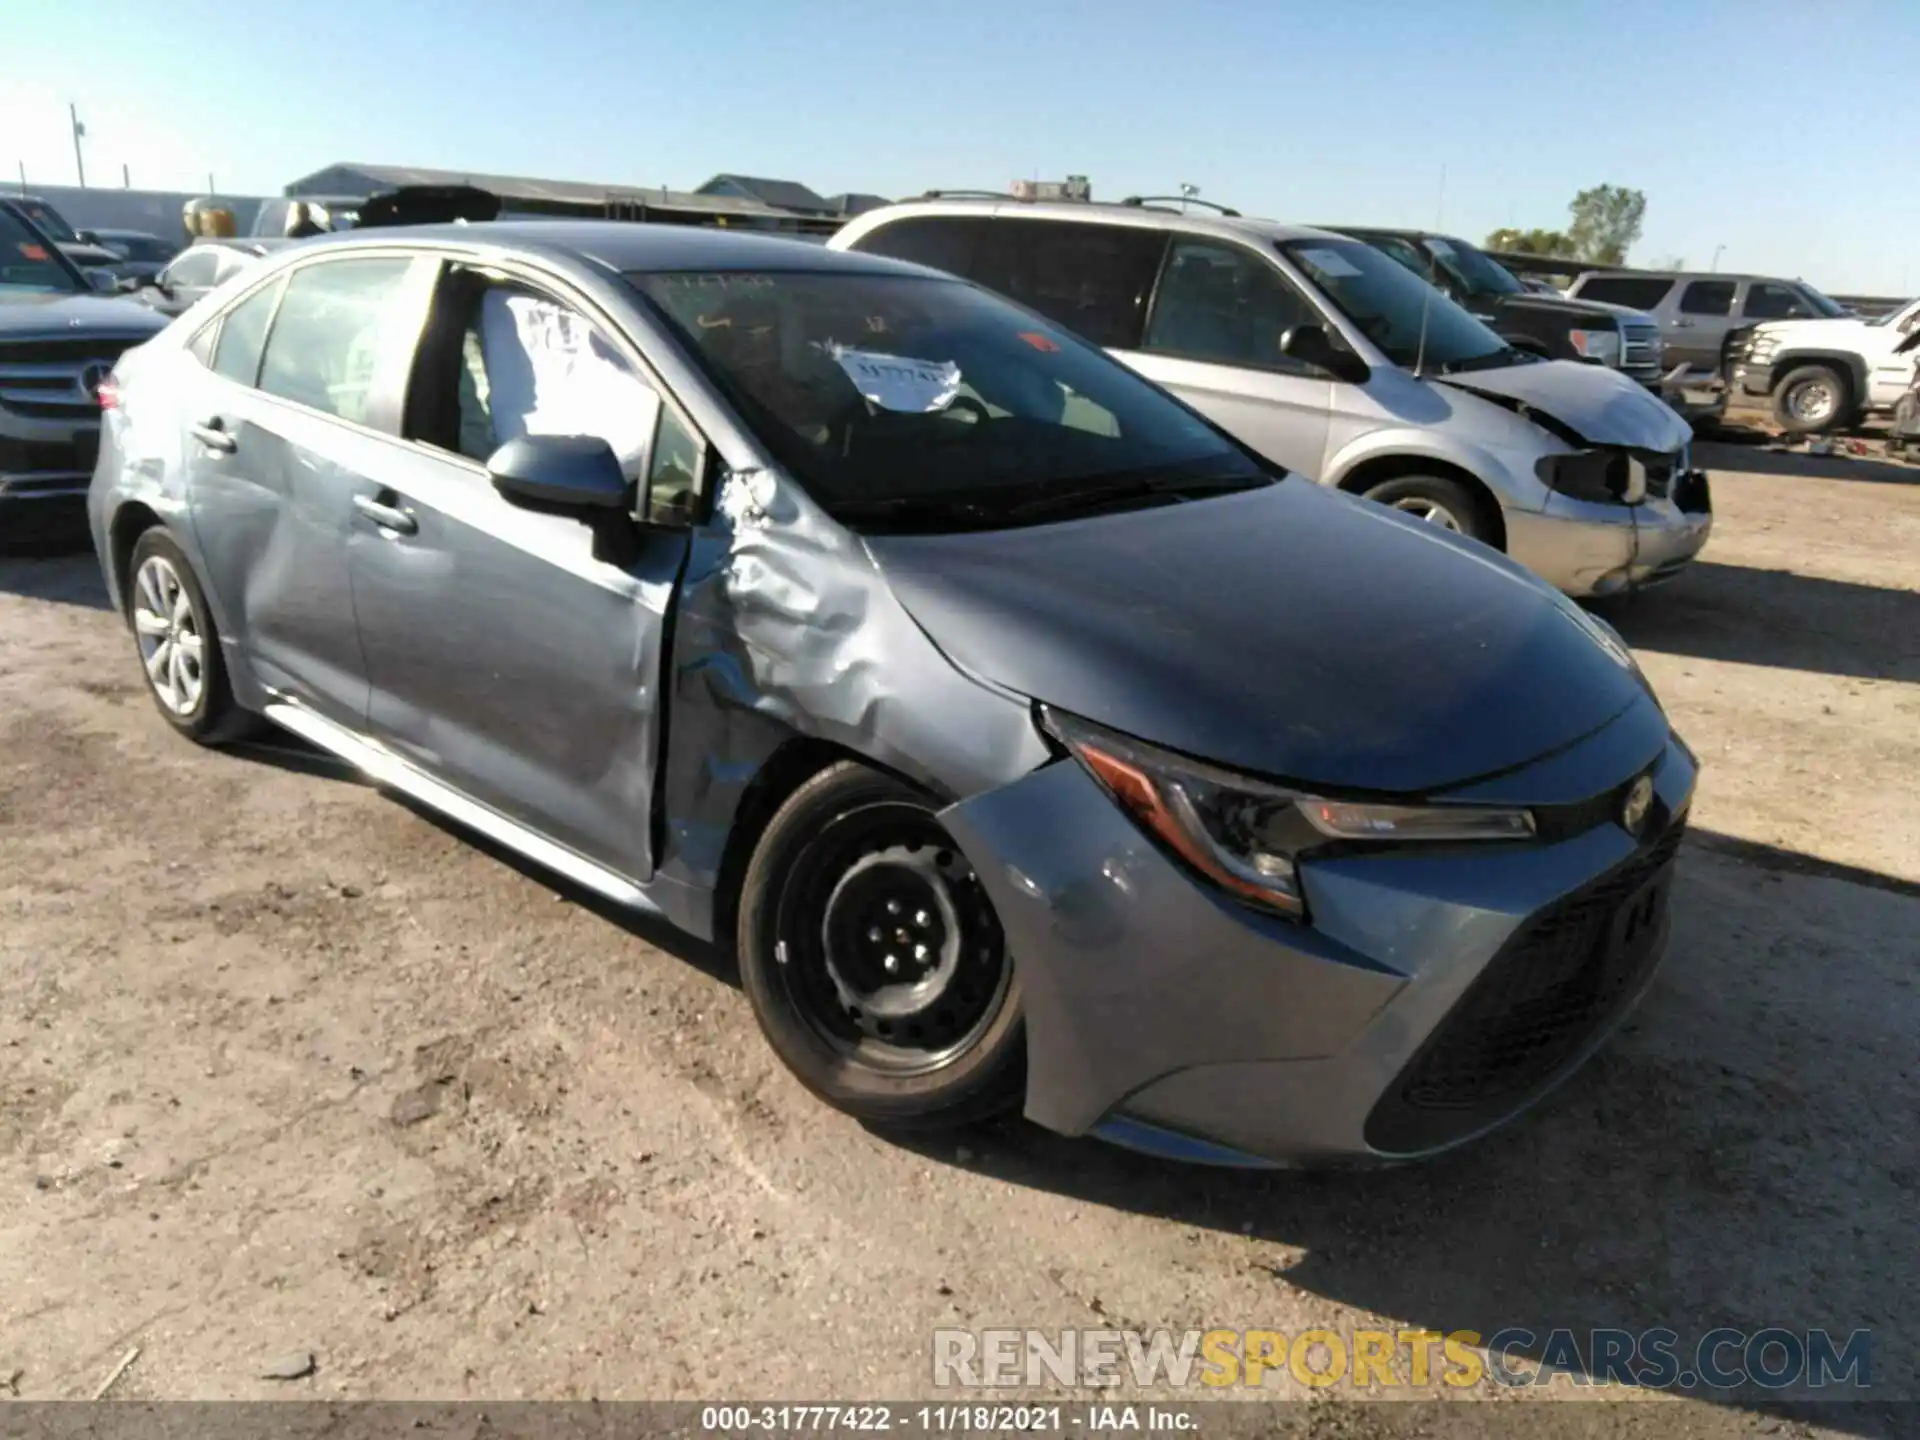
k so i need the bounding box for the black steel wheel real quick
[736,762,1024,1127]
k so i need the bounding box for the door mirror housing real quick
[1281,323,1371,384]
[487,434,631,512]
[86,268,121,294]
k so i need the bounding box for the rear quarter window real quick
[849,217,985,279]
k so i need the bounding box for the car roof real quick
[1573,269,1803,286]
[288,220,936,276]
[840,198,1346,247]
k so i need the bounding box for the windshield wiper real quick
[1437,347,1529,375]
[828,495,1005,530]
[1004,472,1267,522]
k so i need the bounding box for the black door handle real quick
[352,492,418,536]
[191,419,237,453]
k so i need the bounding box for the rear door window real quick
[210,278,283,385]
[990,219,1168,350]
[256,257,417,425]
[1572,276,1674,310]
[1679,280,1735,316]
[1144,239,1320,372]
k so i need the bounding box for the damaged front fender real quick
[649,468,1052,938]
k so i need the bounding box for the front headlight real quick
[1568,328,1624,365]
[1043,709,1535,920]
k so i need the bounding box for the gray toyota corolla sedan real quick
[89,223,1697,1166]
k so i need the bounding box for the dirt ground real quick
[1,440,1915,1438]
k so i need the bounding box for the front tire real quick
[1361,473,1498,545]
[736,762,1025,1128]
[125,528,252,744]
[1772,364,1853,435]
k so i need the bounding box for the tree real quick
[1484,226,1575,257]
[1566,185,1646,267]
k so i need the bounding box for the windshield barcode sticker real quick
[828,344,962,412]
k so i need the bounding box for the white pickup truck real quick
[1730,296,1920,433]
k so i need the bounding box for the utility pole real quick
[1710,244,1726,273]
[69,103,87,187]
[15,160,25,193]
[122,163,131,189]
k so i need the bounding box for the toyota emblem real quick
[1621,775,1655,836]
[77,362,111,401]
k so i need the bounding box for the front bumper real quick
[1505,481,1712,598]
[0,423,98,548]
[1731,360,1773,400]
[941,717,1697,1165]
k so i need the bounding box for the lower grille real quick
[1364,822,1685,1154]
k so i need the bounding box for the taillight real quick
[96,376,119,410]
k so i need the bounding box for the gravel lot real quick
[1,442,1915,1436]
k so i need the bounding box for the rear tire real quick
[736,762,1025,1129]
[1361,473,1498,545]
[1772,364,1853,435]
[125,528,254,744]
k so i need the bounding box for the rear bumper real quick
[940,726,1697,1166]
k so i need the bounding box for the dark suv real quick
[0,199,167,550]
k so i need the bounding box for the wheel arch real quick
[106,501,165,621]
[1332,453,1508,552]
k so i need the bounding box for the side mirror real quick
[487,434,631,512]
[86,268,120,294]
[1281,323,1371,384]
[77,229,99,244]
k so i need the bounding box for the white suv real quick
[832,197,1712,598]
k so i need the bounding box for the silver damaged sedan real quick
[89,224,1698,1165]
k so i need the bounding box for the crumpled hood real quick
[865,480,1647,795]
[0,291,169,336]
[1436,358,1690,451]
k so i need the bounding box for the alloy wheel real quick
[131,555,205,716]
[1788,378,1838,425]
[1390,496,1464,531]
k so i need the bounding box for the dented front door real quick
[347,451,685,882]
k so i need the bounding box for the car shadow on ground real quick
[1592,560,1919,683]
[0,552,113,611]
[221,730,742,991]
[887,830,1917,1432]
[1695,438,1920,488]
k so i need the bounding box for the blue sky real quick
[7,0,1916,293]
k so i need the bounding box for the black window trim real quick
[1677,278,1737,317]
[401,254,719,528]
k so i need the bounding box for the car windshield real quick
[1424,236,1524,297]
[1279,239,1517,374]
[631,269,1270,530]
[1801,285,1848,318]
[15,200,80,244]
[0,208,83,294]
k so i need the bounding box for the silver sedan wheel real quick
[1787,378,1839,426]
[131,555,205,716]
[1390,496,1464,531]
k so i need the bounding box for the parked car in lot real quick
[91,222,1698,1166]
[1727,294,1920,434]
[1325,229,1678,388]
[0,199,167,551]
[834,198,1712,597]
[133,238,292,318]
[1564,270,1851,394]
[4,192,128,273]
[85,228,180,284]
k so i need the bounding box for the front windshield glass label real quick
[828,344,962,413]
[1297,247,1361,278]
